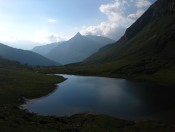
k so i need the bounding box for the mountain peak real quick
[74,32,82,37]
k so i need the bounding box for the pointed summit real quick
[70,32,83,41]
[74,32,82,38]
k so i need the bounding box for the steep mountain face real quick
[32,42,63,56]
[121,0,175,42]
[83,0,175,75]
[45,33,114,65]
[0,43,60,66]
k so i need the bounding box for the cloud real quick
[0,33,28,42]
[80,0,153,40]
[32,32,66,44]
[47,19,57,23]
[136,0,151,8]
[81,0,132,40]
[127,9,144,21]
[47,34,66,43]
[99,1,127,24]
[0,32,68,50]
[81,21,126,40]
[81,22,117,36]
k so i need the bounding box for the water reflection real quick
[26,74,175,120]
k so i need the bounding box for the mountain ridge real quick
[44,34,115,65]
[70,0,175,84]
[32,42,63,56]
[0,43,60,66]
[83,0,175,65]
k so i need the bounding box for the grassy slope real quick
[84,14,175,64]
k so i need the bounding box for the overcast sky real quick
[0,0,156,49]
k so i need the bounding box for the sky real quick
[0,0,156,49]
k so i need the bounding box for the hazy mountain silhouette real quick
[0,43,60,66]
[32,42,64,56]
[45,33,114,64]
[6,40,40,50]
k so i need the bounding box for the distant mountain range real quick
[81,0,175,76]
[32,33,114,65]
[32,42,63,56]
[5,40,41,50]
[0,43,60,66]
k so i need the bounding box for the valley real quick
[0,0,175,131]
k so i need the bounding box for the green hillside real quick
[84,0,175,64]
[84,15,175,64]
[69,0,175,85]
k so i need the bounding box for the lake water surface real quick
[26,74,175,121]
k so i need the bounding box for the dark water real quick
[26,74,175,121]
